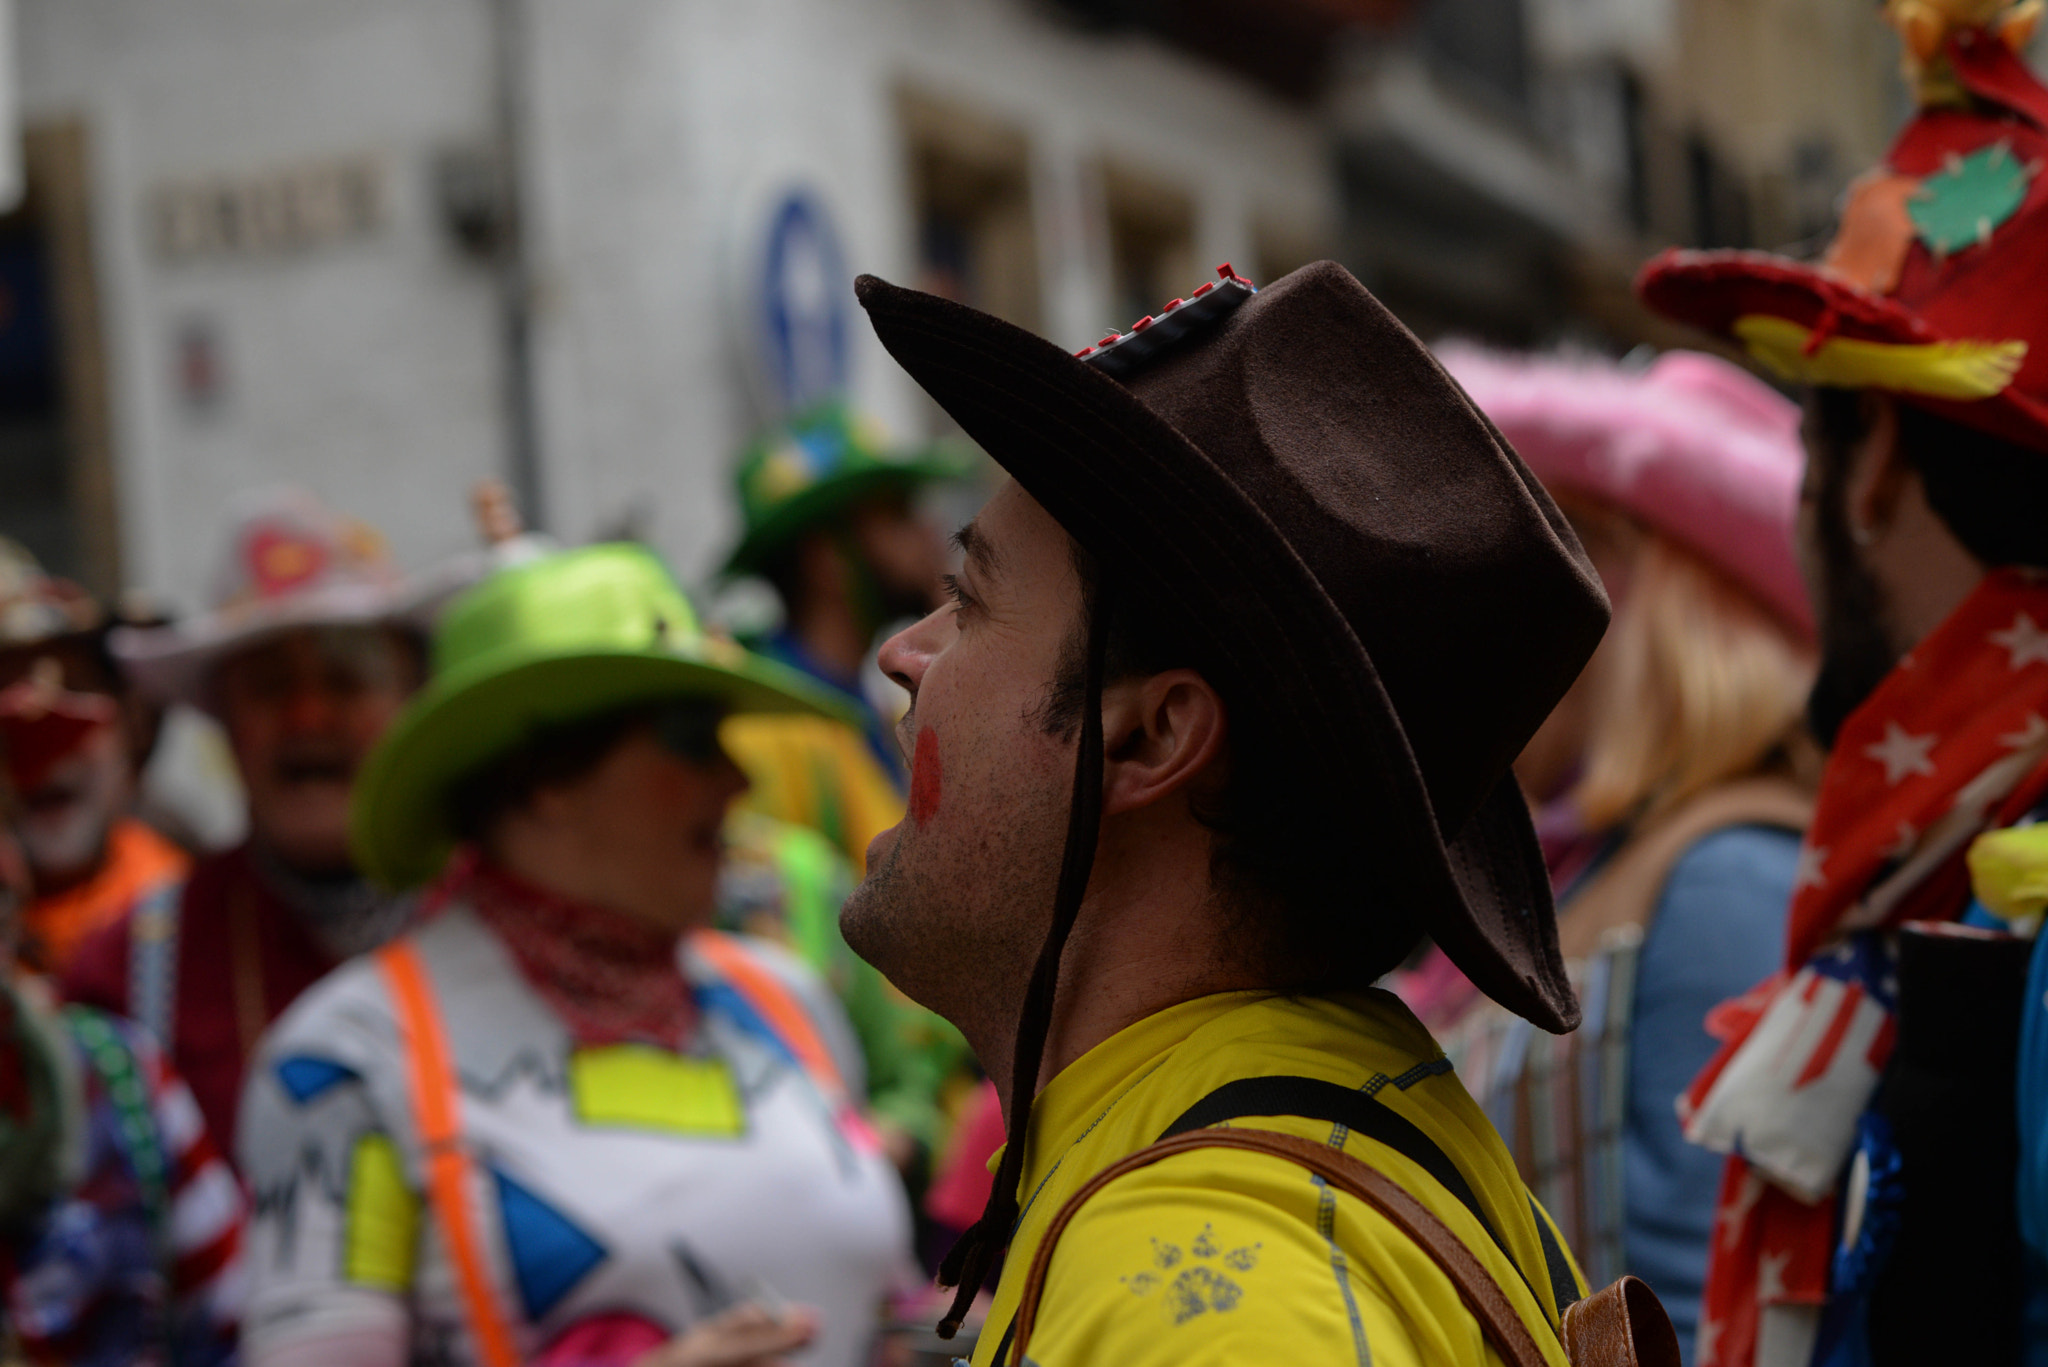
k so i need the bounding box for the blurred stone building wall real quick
[0,0,1977,610]
[8,0,1336,609]
[1329,0,1904,344]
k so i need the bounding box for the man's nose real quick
[278,681,342,732]
[713,751,751,804]
[878,607,949,696]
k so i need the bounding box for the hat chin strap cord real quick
[935,575,1116,1340]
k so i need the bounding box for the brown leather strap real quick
[1561,1276,1681,1367]
[1009,1127,1557,1367]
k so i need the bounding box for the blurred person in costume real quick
[714,804,964,1177]
[442,477,962,1172]
[0,538,187,975]
[838,261,1669,1364]
[238,543,913,1367]
[1637,5,2048,1362]
[1403,346,1817,1358]
[0,709,245,1366]
[719,403,979,1203]
[64,489,427,1159]
[719,402,966,869]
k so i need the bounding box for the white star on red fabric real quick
[1865,721,1939,785]
[1887,821,1919,860]
[1721,1171,1767,1247]
[1698,1316,1723,1367]
[2004,712,2048,751]
[1992,612,2048,670]
[1793,844,1830,892]
[1759,1248,1792,1302]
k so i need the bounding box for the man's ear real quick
[1100,669,1227,817]
[1845,392,1910,544]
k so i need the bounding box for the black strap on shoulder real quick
[1159,1074,1578,1320]
[984,1072,1578,1364]
[988,1315,1017,1367]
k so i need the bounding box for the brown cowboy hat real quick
[856,261,1608,1032]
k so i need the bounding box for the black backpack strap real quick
[982,1071,1578,1364]
[1159,1074,1578,1321]
[986,1315,1017,1367]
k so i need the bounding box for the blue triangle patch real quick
[275,1055,361,1105]
[492,1169,607,1318]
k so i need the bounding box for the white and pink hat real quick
[111,488,424,709]
[1436,344,1813,638]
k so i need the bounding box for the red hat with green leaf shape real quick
[1638,7,2048,452]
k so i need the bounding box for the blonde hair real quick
[1572,529,1817,832]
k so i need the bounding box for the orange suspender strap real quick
[689,929,847,1098]
[375,943,523,1367]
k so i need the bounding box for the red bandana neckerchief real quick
[437,851,698,1049]
[1686,568,2048,1367]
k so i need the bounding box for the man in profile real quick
[1636,9,2048,1361]
[840,261,1612,1363]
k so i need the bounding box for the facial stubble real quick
[839,718,1070,1056]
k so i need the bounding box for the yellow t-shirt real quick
[976,990,1582,1366]
[721,713,905,874]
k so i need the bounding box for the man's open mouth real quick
[21,780,82,815]
[273,755,355,787]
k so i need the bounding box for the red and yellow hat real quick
[1639,2,2048,451]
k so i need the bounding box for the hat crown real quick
[1117,263,1608,835]
[212,488,398,613]
[723,401,966,577]
[1434,344,1812,638]
[434,543,706,677]
[737,402,893,520]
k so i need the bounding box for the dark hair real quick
[1810,387,2048,568]
[1038,543,1423,989]
[447,705,650,846]
[757,540,810,617]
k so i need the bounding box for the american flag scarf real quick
[1684,568,2048,1367]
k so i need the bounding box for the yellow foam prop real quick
[1967,824,2048,929]
[1736,314,2027,400]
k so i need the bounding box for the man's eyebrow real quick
[952,521,1002,579]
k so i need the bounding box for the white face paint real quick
[17,724,131,885]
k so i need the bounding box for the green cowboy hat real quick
[350,542,849,890]
[720,401,971,577]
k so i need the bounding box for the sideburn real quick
[1805,392,1904,749]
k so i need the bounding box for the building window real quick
[0,123,119,595]
[1687,133,1751,249]
[899,86,1041,332]
[1102,160,1195,325]
[1255,215,1333,290]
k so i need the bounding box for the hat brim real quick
[1636,249,1933,349]
[721,455,969,578]
[1639,247,2048,451]
[109,582,427,711]
[350,644,847,891]
[856,274,1578,1032]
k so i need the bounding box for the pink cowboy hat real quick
[1436,345,1813,638]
